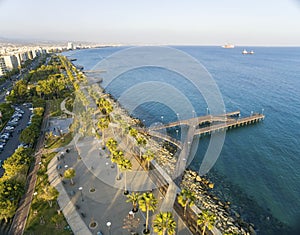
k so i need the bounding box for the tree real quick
[138,192,157,234]
[106,138,118,152]
[0,199,18,223]
[19,126,38,145]
[97,116,110,142]
[64,168,76,185]
[129,127,138,139]
[177,189,196,217]
[136,136,147,159]
[142,149,154,170]
[38,184,59,207]
[111,150,124,180]
[118,158,132,195]
[97,98,113,115]
[153,212,177,235]
[126,192,140,212]
[197,210,216,235]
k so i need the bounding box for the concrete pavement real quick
[48,133,193,235]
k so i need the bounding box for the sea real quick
[63,46,300,234]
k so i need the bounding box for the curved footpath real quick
[60,98,75,117]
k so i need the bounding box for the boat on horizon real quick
[222,43,235,49]
[242,49,254,55]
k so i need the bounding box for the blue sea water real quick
[63,46,300,233]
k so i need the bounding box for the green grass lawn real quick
[45,132,73,150]
[48,98,64,117]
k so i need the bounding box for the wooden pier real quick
[146,111,264,148]
[195,113,264,136]
[149,110,241,131]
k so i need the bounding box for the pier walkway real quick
[148,110,241,131]
[145,112,264,149]
[195,113,264,136]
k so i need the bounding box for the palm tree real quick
[111,150,124,180]
[153,212,177,235]
[129,127,138,139]
[118,158,132,195]
[126,192,140,212]
[121,122,131,144]
[136,136,147,159]
[97,97,113,115]
[64,168,76,185]
[142,149,154,170]
[106,137,118,152]
[197,210,216,235]
[97,116,110,142]
[177,189,196,217]
[138,192,158,234]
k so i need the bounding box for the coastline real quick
[64,46,300,234]
[79,76,254,234]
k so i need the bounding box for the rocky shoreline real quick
[181,169,255,235]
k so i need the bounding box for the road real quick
[9,103,49,235]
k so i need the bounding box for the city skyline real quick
[1,0,300,46]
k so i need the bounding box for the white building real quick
[3,55,18,70]
[0,57,7,76]
[67,42,74,50]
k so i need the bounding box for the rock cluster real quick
[181,170,256,235]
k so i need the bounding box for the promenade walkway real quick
[48,135,192,235]
[50,94,193,234]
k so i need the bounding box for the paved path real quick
[60,98,75,117]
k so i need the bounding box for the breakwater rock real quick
[181,170,256,235]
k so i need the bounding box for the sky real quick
[0,0,300,46]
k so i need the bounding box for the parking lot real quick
[0,103,33,177]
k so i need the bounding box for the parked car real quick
[5,126,15,131]
[12,113,22,118]
[10,117,19,122]
[1,134,9,140]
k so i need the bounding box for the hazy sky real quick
[1,0,300,45]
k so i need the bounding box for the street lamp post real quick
[161,115,164,123]
[206,107,209,116]
[106,221,111,235]
[79,187,83,201]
